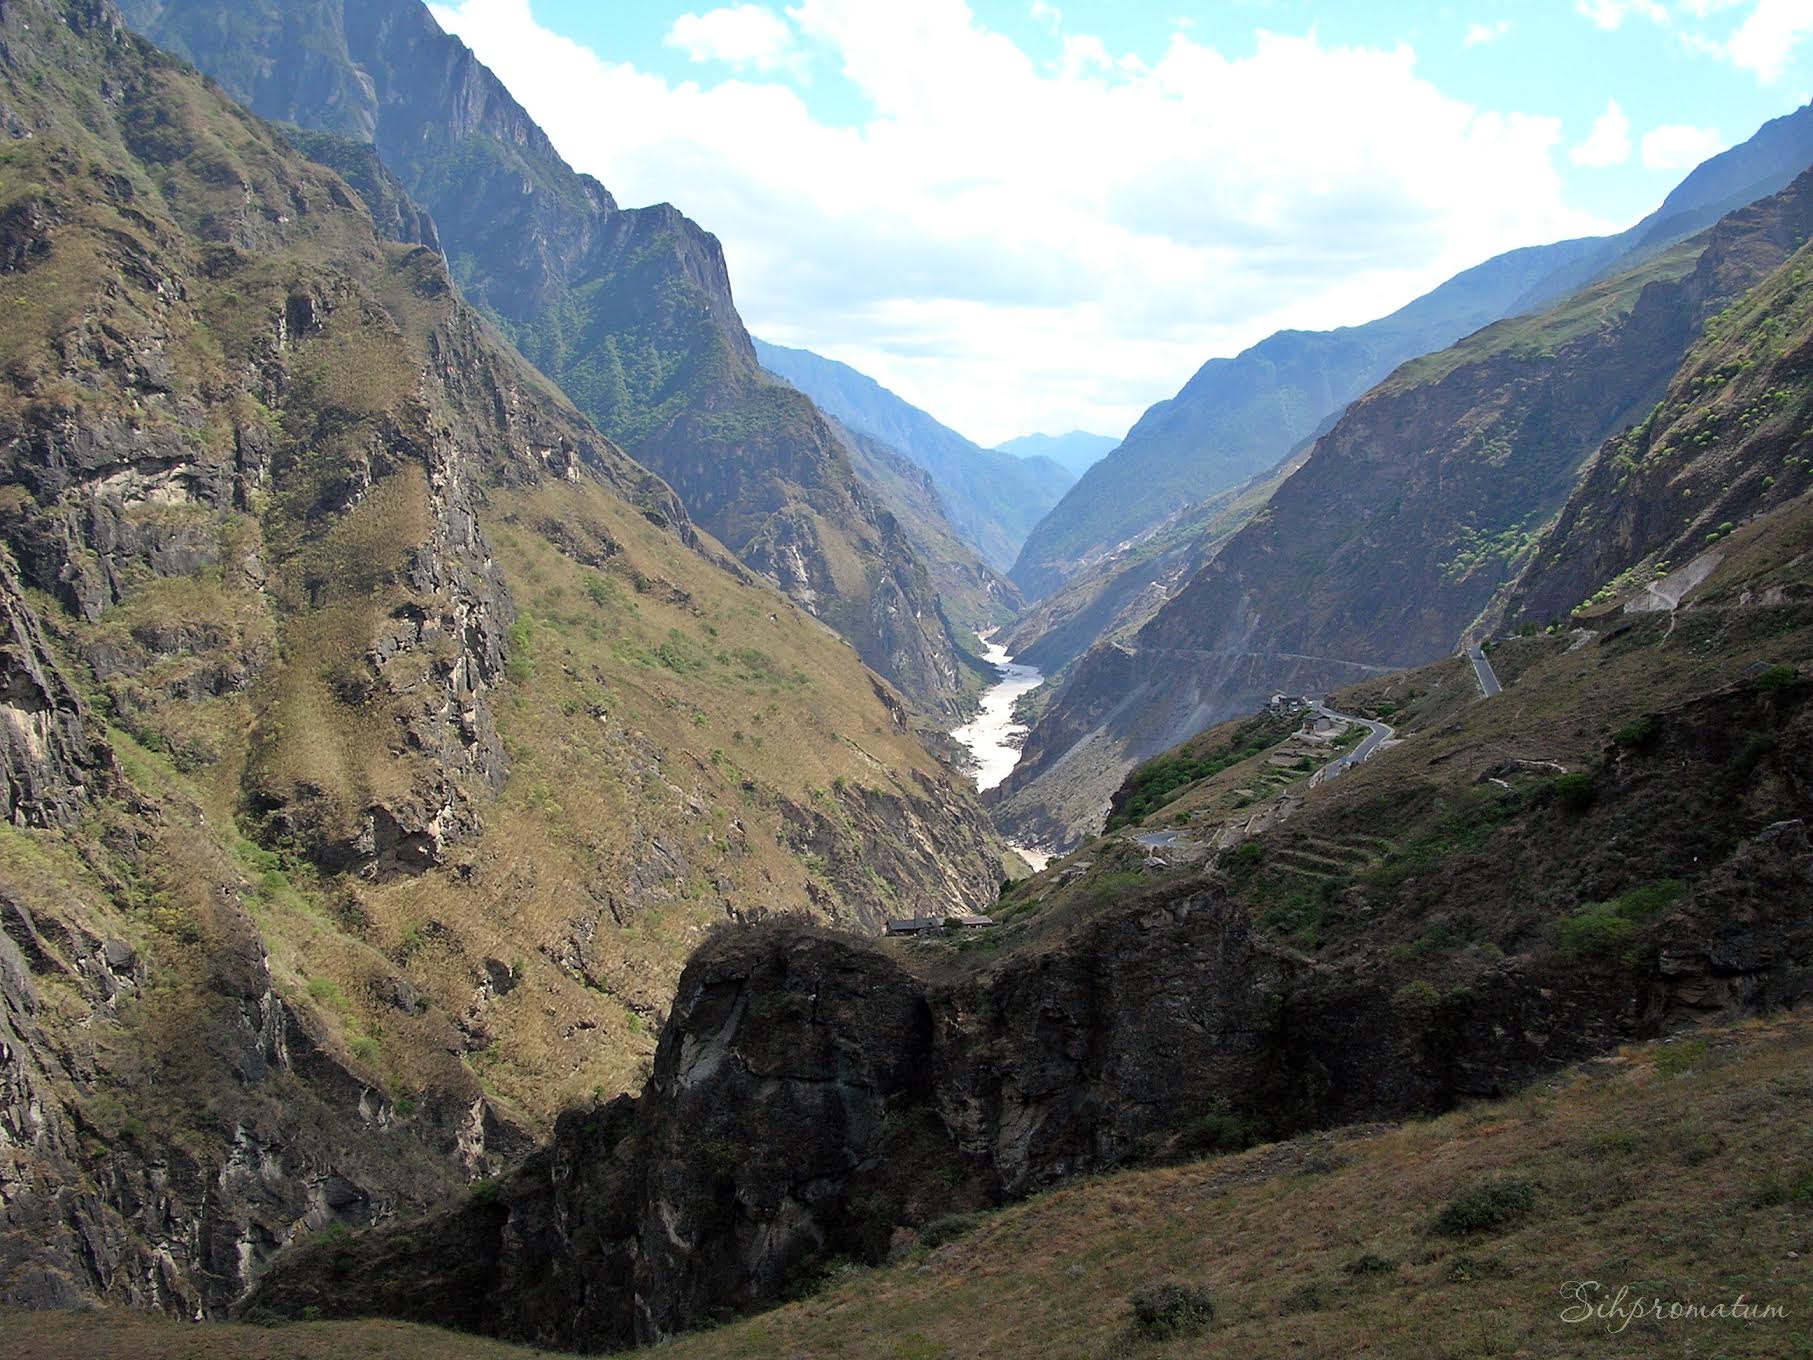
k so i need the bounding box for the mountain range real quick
[6,0,1813,1353]
[116,0,986,717]
[753,337,1074,571]
[1011,101,1813,602]
[994,429,1119,478]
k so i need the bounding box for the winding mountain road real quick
[1309,700,1395,781]
[1467,643,1502,698]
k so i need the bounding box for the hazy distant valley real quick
[3,2,1813,1356]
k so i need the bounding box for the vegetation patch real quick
[1107,715,1292,829]
[1432,1177,1540,1237]
[1126,1280,1215,1341]
[1557,879,1684,965]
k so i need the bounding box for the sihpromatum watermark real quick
[1560,1281,1787,1334]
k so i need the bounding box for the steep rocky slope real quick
[1001,448,1303,679]
[0,0,1004,1315]
[998,171,1813,851]
[1011,103,1813,601]
[1497,190,1813,630]
[754,338,1072,571]
[118,0,975,716]
[833,421,1021,639]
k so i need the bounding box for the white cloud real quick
[1571,99,1633,166]
[1640,122,1728,168]
[430,0,1610,445]
[1726,0,1813,81]
[665,5,795,72]
[1463,20,1512,47]
[1575,0,1668,29]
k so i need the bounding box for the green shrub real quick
[1558,905,1638,962]
[1549,772,1596,813]
[1391,979,1442,1020]
[1752,1167,1813,1207]
[1175,1110,1258,1158]
[1653,1037,1710,1076]
[1278,1280,1330,1315]
[1128,1280,1215,1340]
[1729,731,1778,776]
[1758,664,1799,689]
[1612,714,1660,749]
[917,1212,982,1249]
[1433,1178,1539,1236]
[468,1177,501,1206]
[1222,840,1264,870]
[1558,879,1683,965]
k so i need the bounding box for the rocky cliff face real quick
[0,0,1008,1315]
[998,172,1813,851]
[119,0,977,717]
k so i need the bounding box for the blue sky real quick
[429,1,1813,444]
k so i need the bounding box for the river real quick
[951,632,1053,870]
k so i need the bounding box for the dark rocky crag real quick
[245,666,1813,1349]
[118,0,979,717]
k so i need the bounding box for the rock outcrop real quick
[247,808,1813,1349]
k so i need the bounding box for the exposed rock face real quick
[120,0,978,716]
[834,421,1023,638]
[0,557,109,827]
[248,791,1813,1349]
[998,169,1813,851]
[242,672,1813,1344]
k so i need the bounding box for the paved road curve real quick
[1466,643,1502,698]
[1309,700,1395,783]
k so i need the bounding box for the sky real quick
[425,0,1813,447]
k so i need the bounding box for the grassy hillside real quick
[18,1015,1807,1358]
[0,0,1004,1311]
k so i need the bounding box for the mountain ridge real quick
[119,0,979,716]
[1010,101,1813,602]
[753,337,1073,571]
